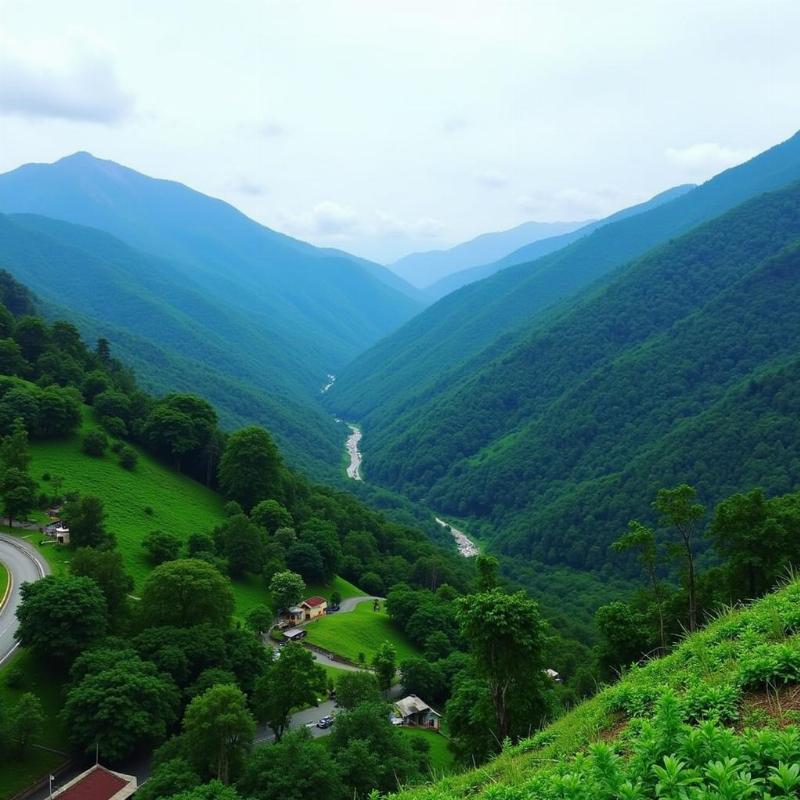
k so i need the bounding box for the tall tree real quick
[70,547,134,617]
[182,684,255,784]
[15,575,108,665]
[0,418,30,471]
[268,570,305,616]
[62,495,112,549]
[8,692,45,757]
[371,642,397,692]
[141,559,234,630]
[218,426,282,511]
[335,671,382,710]
[0,466,36,526]
[252,644,325,740]
[653,484,704,632]
[456,589,548,743]
[612,521,666,650]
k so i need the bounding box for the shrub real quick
[142,530,182,565]
[738,642,800,689]
[101,415,127,438]
[82,430,108,457]
[118,446,138,471]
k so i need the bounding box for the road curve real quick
[0,532,49,667]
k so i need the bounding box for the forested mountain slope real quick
[329,131,800,424]
[0,213,343,475]
[391,219,586,289]
[425,184,694,300]
[355,180,800,574]
[0,152,422,370]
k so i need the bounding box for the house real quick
[544,668,562,683]
[299,595,327,621]
[392,694,442,730]
[52,764,136,799]
[284,627,307,641]
[42,520,70,545]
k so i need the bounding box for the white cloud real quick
[475,170,508,189]
[518,187,620,220]
[0,29,133,123]
[375,212,444,238]
[307,201,359,235]
[257,120,288,138]
[665,143,755,176]
[234,178,268,196]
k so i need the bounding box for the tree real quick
[133,756,200,800]
[400,656,444,702]
[595,601,653,673]
[445,677,497,764]
[63,657,179,761]
[62,495,112,549]
[0,418,30,471]
[371,642,397,691]
[141,560,234,630]
[238,728,345,800]
[612,521,666,650]
[328,702,425,796]
[143,529,183,565]
[13,315,47,362]
[268,570,304,615]
[456,589,548,743]
[82,429,108,457]
[335,671,382,710]
[143,395,217,472]
[8,692,45,757]
[37,386,81,437]
[475,554,499,591]
[166,782,243,800]
[653,484,704,632]
[330,590,342,607]
[246,605,274,635]
[70,547,134,616]
[182,684,255,784]
[253,644,325,740]
[709,489,791,600]
[218,426,282,511]
[118,445,138,470]
[0,466,36,526]
[15,575,108,665]
[215,514,265,577]
[250,499,292,533]
[224,628,270,695]
[0,337,25,375]
[286,541,325,583]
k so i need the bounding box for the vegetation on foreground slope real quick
[394,577,800,799]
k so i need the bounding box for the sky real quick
[0,1,799,264]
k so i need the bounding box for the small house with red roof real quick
[286,595,328,625]
[52,764,136,800]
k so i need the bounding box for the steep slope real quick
[359,180,800,573]
[426,184,694,300]
[0,152,422,368]
[390,219,586,288]
[395,579,800,799]
[0,212,343,475]
[329,131,800,427]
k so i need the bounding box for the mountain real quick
[0,153,424,476]
[390,219,587,288]
[425,184,695,300]
[328,131,800,429]
[339,177,800,579]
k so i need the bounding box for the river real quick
[434,517,479,557]
[345,424,363,480]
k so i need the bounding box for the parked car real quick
[316,715,334,729]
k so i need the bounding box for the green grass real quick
[304,599,420,663]
[0,560,8,605]
[305,575,365,603]
[0,649,69,798]
[399,727,456,774]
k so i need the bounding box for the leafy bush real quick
[118,445,138,471]
[738,642,800,689]
[82,429,108,457]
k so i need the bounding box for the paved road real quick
[0,532,49,667]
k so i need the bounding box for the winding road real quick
[0,532,49,667]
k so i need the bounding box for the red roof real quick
[303,595,326,607]
[56,766,130,800]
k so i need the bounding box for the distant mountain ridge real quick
[425,184,695,300]
[390,219,587,288]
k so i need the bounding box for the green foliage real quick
[335,671,382,710]
[70,546,134,615]
[218,426,283,511]
[15,575,108,665]
[252,644,325,740]
[142,529,183,566]
[371,641,397,691]
[182,684,255,784]
[268,570,305,614]
[7,692,45,757]
[140,559,234,630]
[62,494,113,549]
[82,428,108,456]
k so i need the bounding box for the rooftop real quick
[53,765,136,800]
[303,595,327,607]
[395,694,441,718]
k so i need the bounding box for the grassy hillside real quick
[304,600,420,663]
[393,578,800,799]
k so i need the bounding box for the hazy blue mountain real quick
[0,153,422,365]
[0,211,347,475]
[390,219,587,288]
[426,184,695,300]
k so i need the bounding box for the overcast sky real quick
[0,1,798,263]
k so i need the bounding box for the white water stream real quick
[434,517,479,557]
